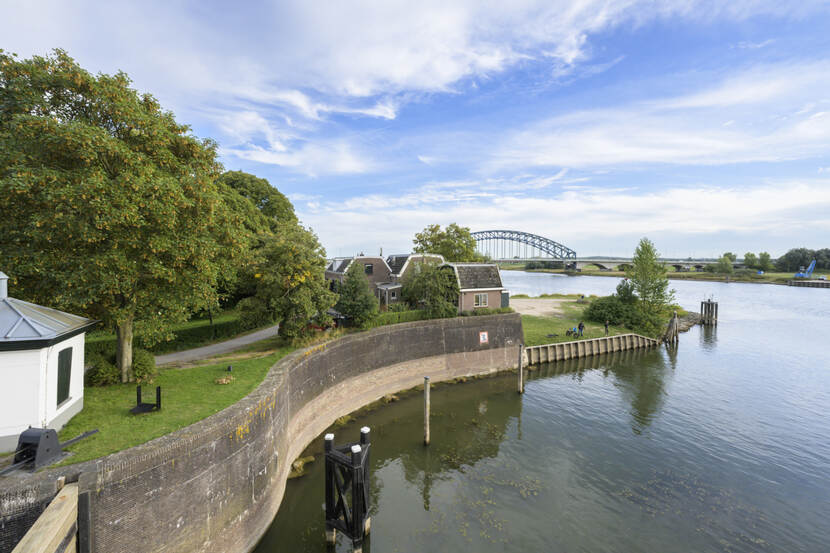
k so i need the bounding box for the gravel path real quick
[510,298,567,317]
[155,324,280,366]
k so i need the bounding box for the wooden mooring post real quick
[423,376,430,446]
[324,429,371,552]
[700,300,718,325]
[517,343,524,394]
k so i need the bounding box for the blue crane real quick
[794,259,816,278]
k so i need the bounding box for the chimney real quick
[0,272,7,300]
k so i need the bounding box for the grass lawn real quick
[85,308,266,355]
[521,299,628,347]
[519,297,686,347]
[57,344,294,465]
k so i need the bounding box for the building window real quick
[474,293,488,307]
[57,347,72,407]
[365,263,373,275]
[391,291,397,300]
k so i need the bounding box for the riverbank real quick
[511,293,687,347]
[499,264,828,285]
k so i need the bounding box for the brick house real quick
[325,253,444,307]
[442,263,507,313]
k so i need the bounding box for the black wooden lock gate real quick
[324,427,371,552]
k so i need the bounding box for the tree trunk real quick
[116,317,134,383]
[208,309,215,339]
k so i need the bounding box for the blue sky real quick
[3,1,830,257]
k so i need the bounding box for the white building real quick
[0,272,96,452]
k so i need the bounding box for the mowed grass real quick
[521,300,629,347]
[57,345,294,465]
[520,297,686,347]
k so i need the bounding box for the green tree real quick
[217,170,296,230]
[627,238,675,316]
[758,252,773,272]
[243,223,336,339]
[723,252,737,262]
[743,252,758,269]
[0,50,247,382]
[402,263,459,318]
[216,171,296,303]
[335,262,378,327]
[413,223,479,262]
[775,248,814,272]
[714,255,734,274]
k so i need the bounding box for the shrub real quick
[388,302,410,312]
[460,307,514,317]
[132,348,158,383]
[238,296,274,331]
[616,279,637,303]
[584,295,647,329]
[365,310,432,328]
[85,352,120,387]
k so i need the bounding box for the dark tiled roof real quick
[386,254,410,275]
[454,264,503,290]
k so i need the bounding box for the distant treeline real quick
[775,248,830,271]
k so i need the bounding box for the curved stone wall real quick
[0,313,522,553]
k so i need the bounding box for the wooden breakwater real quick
[788,280,830,288]
[524,333,659,365]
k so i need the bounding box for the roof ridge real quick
[3,298,47,338]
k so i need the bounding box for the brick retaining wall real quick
[0,314,522,553]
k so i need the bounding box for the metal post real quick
[350,445,363,553]
[360,427,371,535]
[517,344,524,394]
[324,433,336,545]
[423,376,430,446]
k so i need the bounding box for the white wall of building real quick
[0,348,42,445]
[43,333,85,429]
[0,333,86,452]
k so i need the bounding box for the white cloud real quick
[301,179,830,256]
[1,0,826,178]
[487,61,830,170]
[222,141,375,177]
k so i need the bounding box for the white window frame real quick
[474,293,488,307]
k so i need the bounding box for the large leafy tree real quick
[758,252,773,272]
[743,252,758,269]
[413,223,480,262]
[216,171,296,302]
[0,50,246,381]
[627,238,674,316]
[335,262,378,327]
[775,248,814,272]
[402,263,459,318]
[217,170,296,230]
[244,223,336,339]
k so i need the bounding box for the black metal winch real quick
[0,427,98,475]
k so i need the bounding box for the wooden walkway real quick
[524,333,659,365]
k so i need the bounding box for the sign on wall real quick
[479,331,489,345]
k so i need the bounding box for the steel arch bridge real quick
[471,230,576,260]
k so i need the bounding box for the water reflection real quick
[256,274,830,553]
[529,347,671,433]
[700,323,718,349]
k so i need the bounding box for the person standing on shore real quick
[578,321,585,337]
[604,320,609,336]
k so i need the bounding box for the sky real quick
[2,0,830,258]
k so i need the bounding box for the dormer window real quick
[365,264,373,275]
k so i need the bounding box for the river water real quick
[254,273,830,552]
